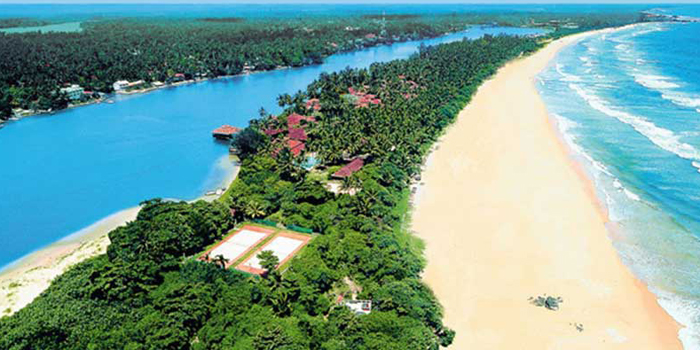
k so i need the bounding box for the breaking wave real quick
[569,83,700,161]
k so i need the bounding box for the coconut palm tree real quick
[212,254,229,269]
[244,200,266,219]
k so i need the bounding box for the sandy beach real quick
[0,154,239,317]
[412,26,683,349]
[0,206,140,316]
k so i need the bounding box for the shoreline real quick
[0,206,140,316]
[0,154,240,317]
[0,25,519,126]
[411,25,683,349]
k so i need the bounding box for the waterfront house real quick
[60,84,84,100]
[113,80,129,91]
[212,125,240,139]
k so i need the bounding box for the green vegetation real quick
[0,14,476,120]
[0,11,643,120]
[0,18,50,29]
[0,10,643,350]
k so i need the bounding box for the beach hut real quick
[212,125,240,139]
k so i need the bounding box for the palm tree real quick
[244,200,266,219]
[212,254,229,269]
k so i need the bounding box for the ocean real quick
[0,4,651,21]
[538,5,700,349]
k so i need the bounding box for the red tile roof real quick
[212,125,240,136]
[305,98,321,111]
[287,113,316,127]
[288,127,307,141]
[333,158,364,178]
[288,139,305,156]
[264,128,284,136]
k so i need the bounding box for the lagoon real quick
[0,21,82,33]
[0,26,542,270]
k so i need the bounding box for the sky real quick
[4,0,700,4]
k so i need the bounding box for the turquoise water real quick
[0,21,82,34]
[538,10,700,348]
[0,26,542,272]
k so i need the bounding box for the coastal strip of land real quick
[0,206,140,316]
[411,26,683,349]
[0,155,240,316]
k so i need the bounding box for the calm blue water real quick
[0,26,542,271]
[0,4,651,21]
[538,9,700,348]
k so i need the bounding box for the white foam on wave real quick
[655,290,700,350]
[615,43,630,52]
[569,83,700,161]
[552,113,612,176]
[631,24,667,37]
[556,63,581,82]
[634,74,680,90]
[579,56,593,67]
[693,161,700,173]
[612,177,641,202]
[662,93,700,109]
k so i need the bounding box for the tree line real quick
[0,14,478,120]
[0,11,642,120]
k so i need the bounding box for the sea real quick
[537,5,700,349]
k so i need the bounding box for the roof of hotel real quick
[288,139,305,156]
[288,127,308,141]
[212,125,240,135]
[287,113,316,127]
[333,158,364,178]
[264,128,284,136]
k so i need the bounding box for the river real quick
[0,26,542,271]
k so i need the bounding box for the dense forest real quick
[0,11,643,120]
[0,9,644,346]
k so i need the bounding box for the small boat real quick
[106,100,114,104]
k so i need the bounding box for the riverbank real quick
[0,155,240,317]
[0,206,139,316]
[411,25,683,349]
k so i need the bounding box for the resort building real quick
[287,139,305,156]
[212,125,241,139]
[344,300,372,315]
[113,80,145,91]
[60,84,84,100]
[332,158,364,178]
[112,80,129,91]
[172,73,186,82]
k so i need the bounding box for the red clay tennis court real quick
[199,225,274,269]
[236,230,311,275]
